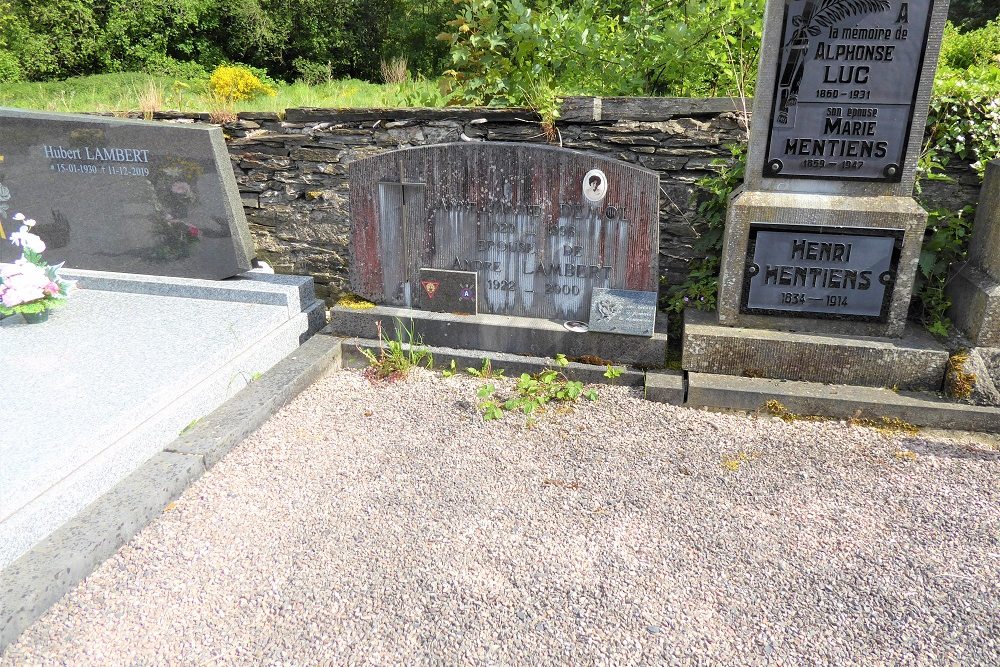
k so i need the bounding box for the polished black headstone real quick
[0,108,253,279]
[588,288,657,336]
[740,225,903,321]
[417,268,478,315]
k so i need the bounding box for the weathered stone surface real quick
[944,348,1000,407]
[348,142,659,321]
[682,309,948,390]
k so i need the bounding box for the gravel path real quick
[3,367,999,666]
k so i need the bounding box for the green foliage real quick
[466,358,505,379]
[948,0,1000,30]
[441,0,764,112]
[664,143,746,314]
[913,20,1000,336]
[477,355,597,421]
[940,19,1000,68]
[913,206,976,337]
[359,319,433,380]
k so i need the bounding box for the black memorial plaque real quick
[764,0,934,181]
[588,288,657,336]
[417,268,478,315]
[0,108,253,279]
[741,224,903,321]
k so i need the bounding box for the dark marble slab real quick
[417,268,477,315]
[0,108,253,279]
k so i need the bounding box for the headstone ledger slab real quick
[0,108,253,280]
[349,143,660,323]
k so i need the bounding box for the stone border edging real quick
[0,331,344,652]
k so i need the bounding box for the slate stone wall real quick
[140,97,981,302]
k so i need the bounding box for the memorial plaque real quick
[349,143,659,322]
[417,268,478,315]
[588,288,658,336]
[763,0,934,181]
[0,108,253,279]
[741,224,903,320]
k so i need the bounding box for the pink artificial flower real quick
[186,225,201,238]
[44,281,61,296]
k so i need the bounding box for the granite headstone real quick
[349,143,659,323]
[0,108,253,279]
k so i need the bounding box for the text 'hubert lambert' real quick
[42,145,150,163]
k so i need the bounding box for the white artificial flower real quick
[10,226,46,253]
[12,212,24,221]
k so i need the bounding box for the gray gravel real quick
[3,367,999,666]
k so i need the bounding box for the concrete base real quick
[717,190,928,337]
[330,304,670,368]
[686,373,1000,432]
[946,263,1000,347]
[682,309,949,391]
[0,269,326,570]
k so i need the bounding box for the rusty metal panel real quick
[348,142,659,321]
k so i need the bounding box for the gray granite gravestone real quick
[0,108,253,279]
[947,159,1000,345]
[715,0,950,338]
[349,142,659,323]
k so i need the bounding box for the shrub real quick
[208,64,276,103]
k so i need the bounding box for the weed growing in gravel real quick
[359,319,432,381]
[894,449,919,462]
[467,358,505,379]
[477,354,599,421]
[441,360,458,377]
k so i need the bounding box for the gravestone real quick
[349,142,659,328]
[0,108,253,280]
[338,142,667,365]
[947,159,1000,345]
[685,0,952,389]
[716,0,950,338]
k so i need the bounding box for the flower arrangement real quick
[0,213,73,321]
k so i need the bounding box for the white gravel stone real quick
[2,367,999,665]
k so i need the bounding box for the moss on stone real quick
[337,293,376,310]
[945,350,976,400]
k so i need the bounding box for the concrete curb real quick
[342,338,645,387]
[686,372,1000,432]
[0,332,344,652]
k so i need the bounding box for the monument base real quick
[946,263,1000,347]
[682,309,949,391]
[717,190,928,338]
[329,304,669,368]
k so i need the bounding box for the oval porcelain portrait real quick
[582,168,608,203]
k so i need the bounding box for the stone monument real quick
[947,159,1000,346]
[685,0,953,389]
[334,142,668,365]
[0,108,254,280]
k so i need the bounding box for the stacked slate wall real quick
[138,97,981,302]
